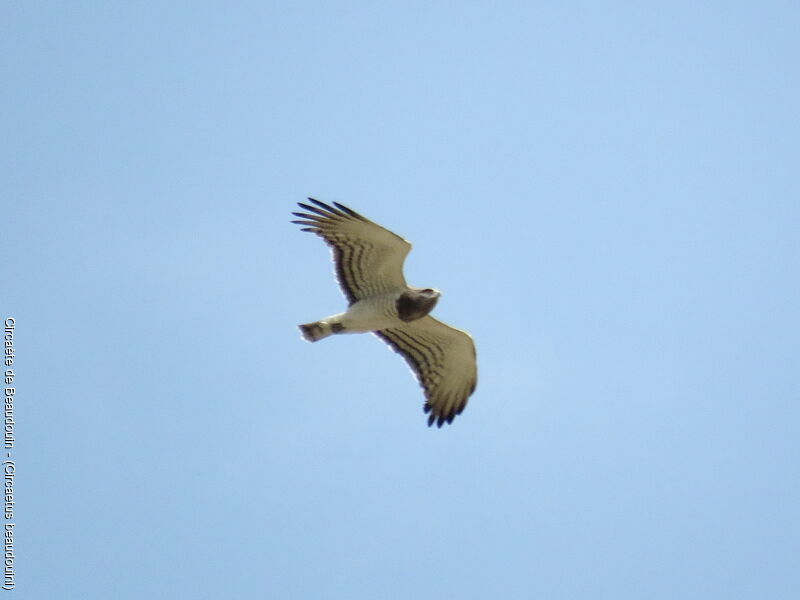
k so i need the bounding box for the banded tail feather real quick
[298,320,344,342]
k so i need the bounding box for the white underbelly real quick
[340,294,399,332]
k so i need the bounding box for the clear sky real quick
[3,2,799,598]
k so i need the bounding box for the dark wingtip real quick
[423,403,459,428]
[307,198,344,216]
[332,201,365,220]
[298,198,362,222]
[297,202,331,216]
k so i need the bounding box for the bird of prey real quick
[292,198,477,427]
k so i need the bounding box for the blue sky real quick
[3,2,799,598]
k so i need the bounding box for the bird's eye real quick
[423,288,434,294]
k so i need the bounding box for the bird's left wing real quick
[292,199,411,304]
[375,317,477,427]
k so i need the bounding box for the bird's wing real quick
[375,317,477,427]
[292,198,411,304]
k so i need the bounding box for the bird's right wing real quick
[292,199,412,304]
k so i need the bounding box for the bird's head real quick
[397,288,441,322]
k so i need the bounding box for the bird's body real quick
[299,290,406,340]
[300,288,441,341]
[292,199,477,427]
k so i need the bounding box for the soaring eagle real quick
[292,198,477,427]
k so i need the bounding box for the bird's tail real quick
[298,320,335,342]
